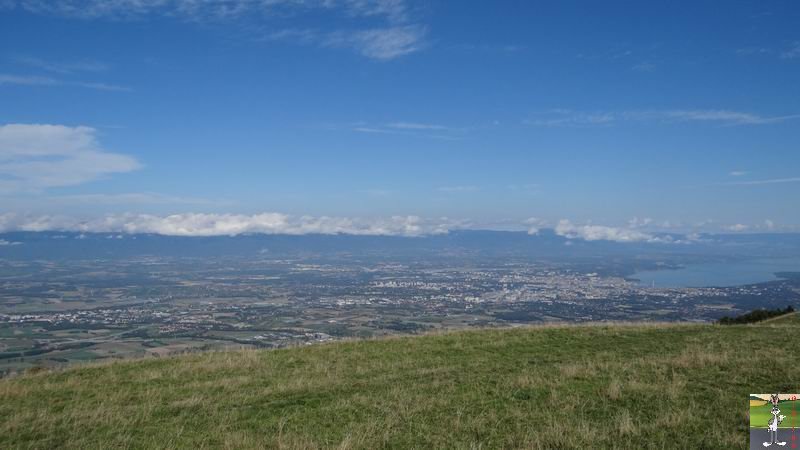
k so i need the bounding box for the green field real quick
[1,321,799,449]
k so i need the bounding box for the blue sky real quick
[0,0,799,239]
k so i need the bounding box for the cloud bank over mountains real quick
[0,212,700,243]
[553,219,674,243]
[0,212,456,237]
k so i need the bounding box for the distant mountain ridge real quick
[1,230,799,261]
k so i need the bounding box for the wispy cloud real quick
[0,74,58,86]
[575,47,634,61]
[523,110,615,127]
[729,170,748,177]
[0,124,141,192]
[324,25,426,60]
[387,122,447,131]
[437,185,479,193]
[737,46,772,56]
[781,41,800,60]
[349,120,462,140]
[10,0,410,21]
[0,73,130,91]
[525,109,800,127]
[258,28,319,45]
[737,42,800,60]
[352,126,399,134]
[15,56,109,74]
[627,217,653,228]
[717,177,800,186]
[634,110,800,125]
[72,81,130,91]
[9,0,425,60]
[263,24,426,60]
[448,43,526,54]
[726,223,749,232]
[631,62,656,72]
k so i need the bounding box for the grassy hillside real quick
[2,319,799,449]
[761,311,800,325]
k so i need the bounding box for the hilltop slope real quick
[2,320,799,449]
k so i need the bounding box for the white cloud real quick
[0,73,130,91]
[729,170,747,177]
[738,42,800,60]
[325,25,426,60]
[554,219,670,243]
[437,185,479,193]
[0,239,22,246]
[0,74,58,86]
[350,120,461,139]
[627,217,653,228]
[12,0,409,21]
[726,224,749,232]
[70,81,130,91]
[10,0,423,60]
[352,126,398,134]
[717,177,800,186]
[764,219,775,230]
[659,220,679,229]
[631,62,656,72]
[524,110,615,127]
[737,46,772,56]
[639,110,800,125]
[15,56,109,74]
[0,124,141,192]
[259,28,319,45]
[781,41,800,60]
[525,109,800,127]
[524,217,547,235]
[0,212,458,237]
[387,122,447,130]
[449,43,525,54]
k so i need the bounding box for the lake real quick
[632,258,800,288]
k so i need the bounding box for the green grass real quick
[1,321,799,449]
[761,311,800,325]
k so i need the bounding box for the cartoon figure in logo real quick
[764,394,787,447]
